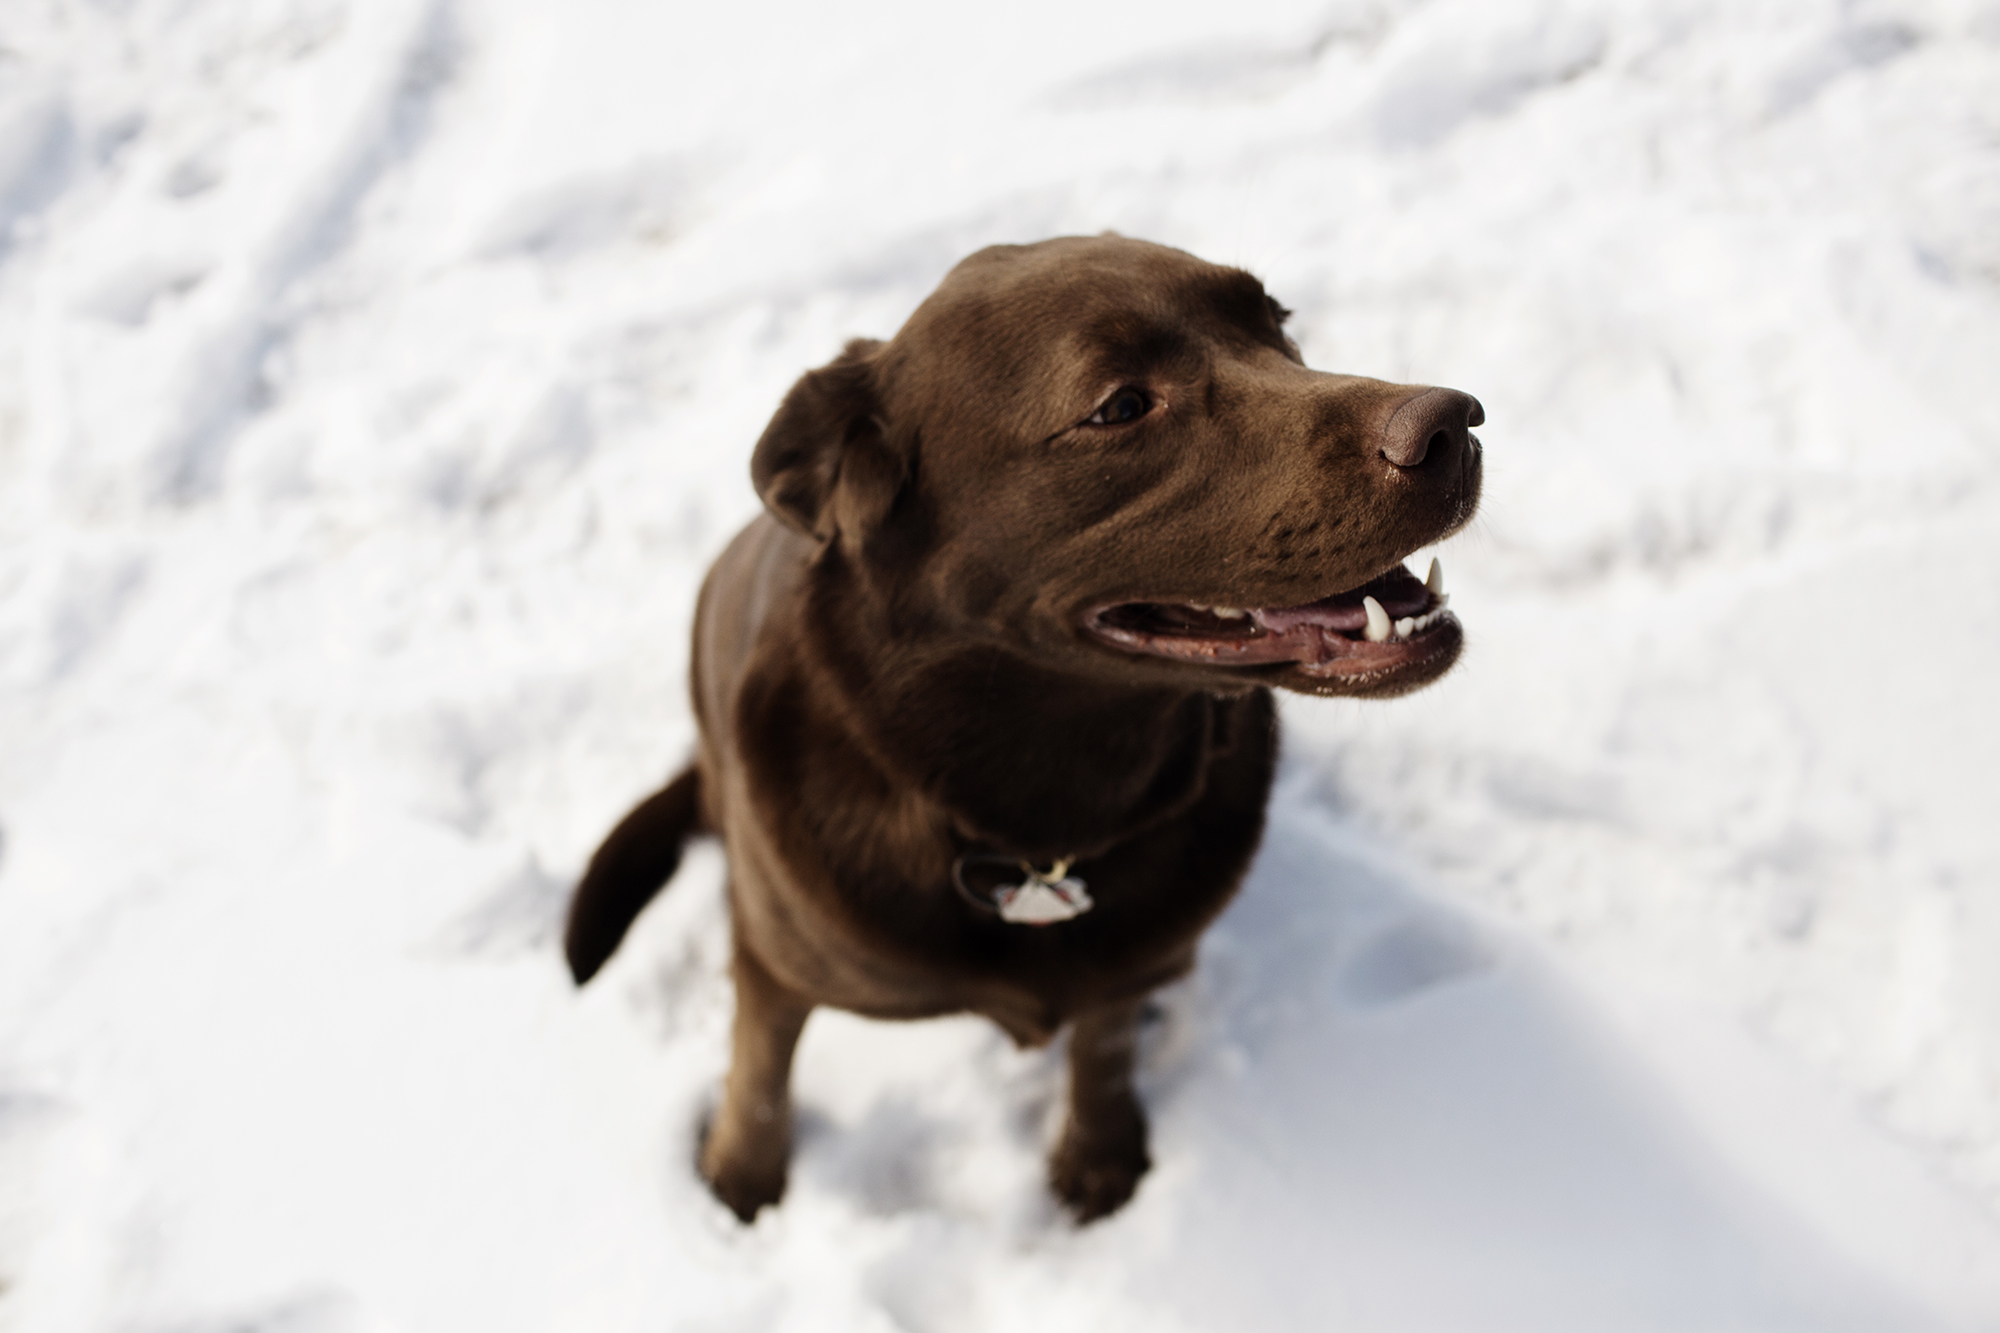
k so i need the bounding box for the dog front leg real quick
[699,941,812,1222]
[1049,995,1151,1222]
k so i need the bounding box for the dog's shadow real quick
[1120,796,1935,1330]
[776,790,1934,1331]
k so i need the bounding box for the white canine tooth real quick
[1214,607,1247,619]
[1426,557,1446,596]
[1363,595,1392,642]
[1395,616,1415,638]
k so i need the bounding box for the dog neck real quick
[802,551,1233,864]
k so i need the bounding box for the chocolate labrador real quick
[564,235,1482,1222]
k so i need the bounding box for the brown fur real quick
[565,235,1483,1223]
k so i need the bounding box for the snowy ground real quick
[4,0,2000,1328]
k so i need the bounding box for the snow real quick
[3,0,2000,1327]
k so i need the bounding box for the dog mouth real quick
[1083,558,1458,681]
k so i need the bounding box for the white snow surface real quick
[4,0,2000,1327]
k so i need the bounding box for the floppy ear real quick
[750,338,901,542]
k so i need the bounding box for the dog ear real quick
[751,338,900,542]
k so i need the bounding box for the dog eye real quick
[1087,388,1151,426]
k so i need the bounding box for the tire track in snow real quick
[151,1,464,504]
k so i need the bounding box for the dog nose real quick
[1381,388,1484,469]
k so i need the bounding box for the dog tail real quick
[565,764,707,985]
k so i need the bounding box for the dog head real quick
[751,235,1482,699]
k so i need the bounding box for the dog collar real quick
[951,854,1093,925]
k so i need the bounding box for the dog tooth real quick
[1395,616,1415,638]
[1426,557,1445,596]
[1363,595,1392,642]
[1214,607,1247,619]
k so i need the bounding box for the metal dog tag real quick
[994,870,1093,925]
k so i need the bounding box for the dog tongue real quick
[1252,566,1430,633]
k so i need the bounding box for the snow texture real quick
[3,0,2000,1328]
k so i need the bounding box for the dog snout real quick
[1380,388,1484,469]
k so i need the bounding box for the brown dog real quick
[564,235,1482,1223]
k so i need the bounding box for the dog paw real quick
[697,1115,789,1223]
[1049,1121,1151,1223]
[703,1159,787,1222]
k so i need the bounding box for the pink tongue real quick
[1256,600,1367,633]
[1252,568,1430,634]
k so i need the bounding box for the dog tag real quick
[994,872,1093,925]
